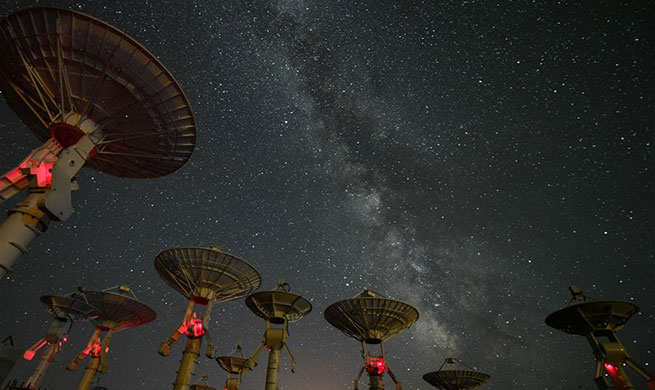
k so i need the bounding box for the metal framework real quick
[245,279,312,390]
[155,246,261,390]
[546,286,655,390]
[0,7,196,278]
[324,290,418,390]
[66,286,156,390]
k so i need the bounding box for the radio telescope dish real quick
[81,290,156,332]
[68,287,155,390]
[546,287,654,389]
[155,246,261,390]
[0,7,196,280]
[155,246,261,304]
[0,7,196,178]
[244,280,311,390]
[545,300,638,336]
[423,358,490,390]
[324,289,418,344]
[245,284,312,324]
[324,289,418,390]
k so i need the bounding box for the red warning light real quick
[365,357,387,375]
[23,339,47,360]
[90,338,102,357]
[23,350,36,361]
[184,313,205,338]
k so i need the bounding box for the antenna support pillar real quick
[173,337,202,390]
[368,373,384,390]
[77,355,100,390]
[265,347,281,390]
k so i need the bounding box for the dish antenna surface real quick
[546,286,654,390]
[422,358,490,390]
[155,246,261,390]
[245,279,311,390]
[0,7,196,279]
[67,286,156,390]
[324,289,418,390]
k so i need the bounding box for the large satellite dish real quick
[324,289,418,390]
[546,286,655,389]
[0,7,196,178]
[0,7,196,280]
[423,358,490,390]
[67,287,155,390]
[155,246,261,390]
[324,289,418,344]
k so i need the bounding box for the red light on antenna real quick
[23,350,36,361]
[184,313,205,338]
[90,338,102,357]
[604,363,618,379]
[365,357,387,375]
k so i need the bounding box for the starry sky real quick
[0,1,653,389]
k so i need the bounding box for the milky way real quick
[1,1,653,389]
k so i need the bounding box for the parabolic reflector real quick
[324,290,418,343]
[245,289,312,324]
[155,246,261,304]
[545,301,638,335]
[81,290,156,332]
[217,356,251,375]
[423,370,491,390]
[0,7,196,178]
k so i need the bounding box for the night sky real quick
[0,1,653,389]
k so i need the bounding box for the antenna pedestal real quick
[225,377,239,390]
[265,346,281,390]
[174,337,202,390]
[77,355,100,390]
[0,189,49,278]
[0,134,95,279]
[368,373,384,390]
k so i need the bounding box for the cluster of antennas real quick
[0,6,651,390]
[7,286,155,390]
[155,246,312,390]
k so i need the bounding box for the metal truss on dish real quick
[0,7,196,279]
[423,358,490,390]
[324,289,418,390]
[154,246,261,390]
[546,286,655,390]
[66,285,156,390]
[244,279,311,390]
